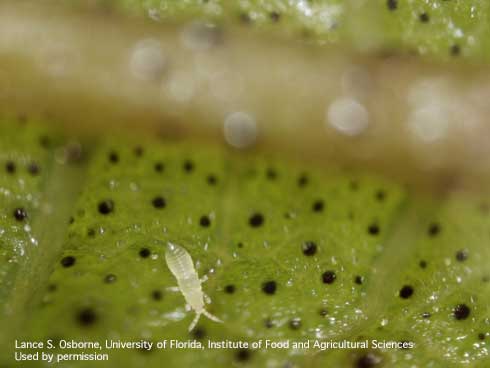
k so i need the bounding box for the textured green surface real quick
[1,121,489,367]
[0,119,59,303]
[111,0,490,61]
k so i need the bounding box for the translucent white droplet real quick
[165,71,196,102]
[180,21,221,51]
[129,39,166,82]
[408,104,449,143]
[326,97,369,136]
[223,111,257,148]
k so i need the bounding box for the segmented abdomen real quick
[165,243,204,309]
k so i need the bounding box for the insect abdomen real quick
[165,242,197,280]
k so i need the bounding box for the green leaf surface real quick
[105,0,490,62]
[1,120,489,367]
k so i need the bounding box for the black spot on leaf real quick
[133,146,144,157]
[386,0,397,11]
[419,260,427,269]
[224,285,236,294]
[312,200,324,212]
[200,215,211,227]
[419,12,430,23]
[192,327,206,340]
[207,174,217,185]
[297,174,309,187]
[266,168,277,180]
[104,274,117,283]
[183,160,194,173]
[235,349,252,362]
[13,208,27,221]
[289,318,301,330]
[355,352,382,368]
[453,304,470,320]
[262,281,277,295]
[27,162,40,175]
[98,200,114,215]
[5,161,16,174]
[355,275,364,285]
[154,162,164,173]
[151,290,163,301]
[61,256,76,268]
[302,241,317,256]
[455,249,468,262]
[269,11,281,22]
[450,44,461,56]
[108,151,119,164]
[152,197,166,209]
[77,308,97,326]
[322,271,336,284]
[375,190,386,202]
[264,318,274,328]
[139,248,151,258]
[428,222,440,237]
[249,213,264,227]
[399,285,414,299]
[368,224,380,236]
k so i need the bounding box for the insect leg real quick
[200,275,208,284]
[185,303,192,312]
[203,309,223,324]
[188,312,201,332]
[166,286,180,292]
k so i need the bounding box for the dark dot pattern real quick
[152,197,166,209]
[453,304,470,320]
[154,162,164,173]
[108,151,119,164]
[200,215,211,227]
[419,12,430,23]
[235,349,251,362]
[289,318,301,330]
[262,281,277,295]
[354,275,364,285]
[192,327,206,340]
[139,248,151,258]
[183,160,194,173]
[61,256,76,268]
[98,200,114,215]
[387,0,397,11]
[5,161,16,174]
[302,241,317,256]
[455,249,468,262]
[368,224,380,236]
[77,308,97,326]
[27,162,40,175]
[322,271,336,284]
[151,290,163,301]
[312,200,324,212]
[207,175,217,185]
[399,285,414,299]
[224,285,236,294]
[249,213,264,227]
[104,274,117,283]
[13,208,27,221]
[428,223,440,237]
[355,352,382,368]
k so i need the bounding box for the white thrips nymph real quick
[165,242,223,331]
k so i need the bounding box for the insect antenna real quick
[188,313,202,332]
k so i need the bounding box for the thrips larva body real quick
[165,242,222,331]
